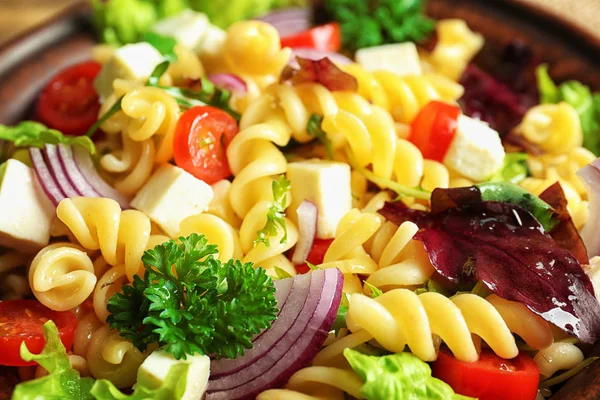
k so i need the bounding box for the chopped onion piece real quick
[56,144,100,198]
[29,147,66,206]
[577,159,600,257]
[290,48,353,68]
[292,200,318,265]
[72,146,130,209]
[256,8,311,38]
[44,144,81,197]
[208,74,248,93]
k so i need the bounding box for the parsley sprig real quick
[254,175,291,247]
[106,234,278,360]
[307,114,334,160]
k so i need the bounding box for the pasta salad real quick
[1,0,600,399]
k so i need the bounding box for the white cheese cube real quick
[0,159,54,252]
[152,10,210,53]
[94,43,164,101]
[443,115,505,182]
[287,160,352,239]
[131,164,213,237]
[137,349,210,400]
[200,24,226,57]
[356,43,422,76]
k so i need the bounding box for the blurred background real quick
[0,0,598,46]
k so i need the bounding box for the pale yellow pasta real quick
[257,366,363,400]
[86,324,149,388]
[528,147,595,196]
[319,209,381,293]
[34,354,90,378]
[57,197,152,282]
[315,289,552,366]
[94,265,128,322]
[534,342,585,379]
[207,179,243,229]
[344,63,464,122]
[167,43,205,83]
[29,243,96,311]
[100,132,155,196]
[91,44,116,64]
[518,103,582,154]
[73,312,104,358]
[363,221,435,292]
[179,213,243,262]
[425,19,484,81]
[239,200,298,278]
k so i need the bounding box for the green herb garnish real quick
[307,113,334,160]
[0,121,96,154]
[107,233,278,360]
[254,175,291,248]
[364,281,383,298]
[142,31,178,62]
[273,266,293,280]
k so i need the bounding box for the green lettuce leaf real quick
[141,31,178,62]
[344,349,474,400]
[12,321,95,400]
[92,0,158,46]
[90,363,188,400]
[488,152,528,184]
[536,64,600,155]
[0,121,96,154]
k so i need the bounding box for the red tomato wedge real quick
[36,61,102,135]
[293,238,334,274]
[280,23,342,52]
[432,348,540,400]
[0,300,78,366]
[173,106,239,184]
[409,100,461,162]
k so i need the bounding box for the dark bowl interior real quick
[0,1,599,398]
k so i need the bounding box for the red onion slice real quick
[208,74,248,93]
[57,144,101,198]
[29,147,66,206]
[577,159,600,257]
[292,200,318,264]
[72,146,130,209]
[289,48,353,68]
[211,273,310,377]
[256,8,311,38]
[207,268,344,399]
[44,144,82,198]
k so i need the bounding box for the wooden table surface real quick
[0,0,599,46]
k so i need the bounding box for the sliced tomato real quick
[409,100,461,162]
[36,61,102,135]
[173,106,239,184]
[292,238,334,274]
[280,23,342,52]
[432,348,540,400]
[0,300,78,367]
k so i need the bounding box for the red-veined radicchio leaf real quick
[539,182,589,265]
[380,200,600,343]
[280,57,358,92]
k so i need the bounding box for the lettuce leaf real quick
[90,364,188,400]
[536,65,600,155]
[12,321,95,400]
[0,121,96,154]
[344,349,473,400]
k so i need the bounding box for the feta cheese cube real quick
[356,43,422,77]
[287,160,352,239]
[0,159,54,252]
[137,349,210,400]
[131,164,213,237]
[152,10,210,53]
[94,42,163,101]
[443,115,505,182]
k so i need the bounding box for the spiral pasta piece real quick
[179,213,243,262]
[316,289,552,365]
[518,103,583,154]
[534,342,585,379]
[86,324,149,388]
[207,179,242,229]
[344,63,464,122]
[257,366,363,400]
[56,197,152,282]
[363,221,435,293]
[28,243,96,311]
[425,19,484,81]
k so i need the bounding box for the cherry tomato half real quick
[432,348,540,400]
[0,300,78,366]
[293,238,334,274]
[173,106,239,184]
[36,61,102,135]
[409,100,461,162]
[280,23,342,53]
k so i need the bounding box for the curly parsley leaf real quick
[254,175,291,248]
[0,121,96,154]
[307,114,334,160]
[108,233,278,360]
